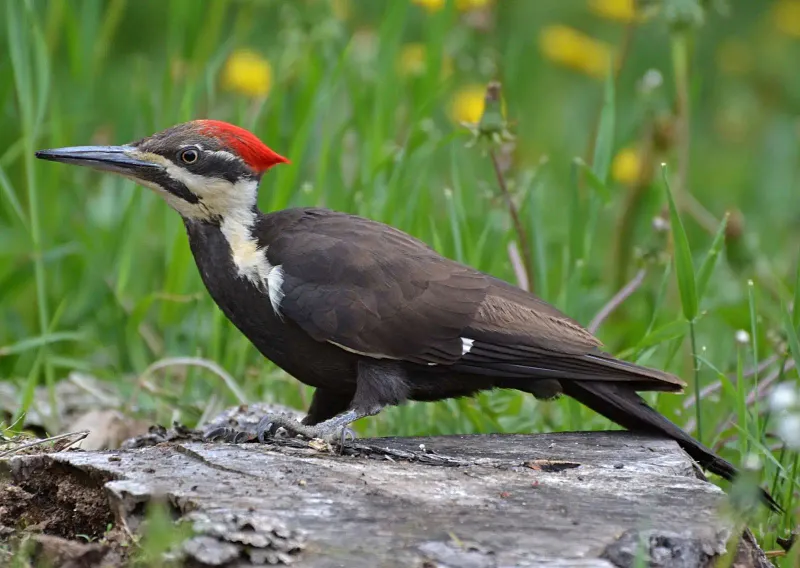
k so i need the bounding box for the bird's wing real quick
[264,209,684,390]
[450,277,685,390]
[265,209,488,365]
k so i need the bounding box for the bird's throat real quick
[218,209,284,316]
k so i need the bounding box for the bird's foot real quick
[256,410,359,447]
[203,412,303,443]
[203,426,258,444]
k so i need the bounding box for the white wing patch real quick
[329,337,475,364]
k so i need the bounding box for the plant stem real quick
[588,268,647,334]
[747,281,760,445]
[489,149,534,291]
[583,22,636,169]
[613,123,655,288]
[670,30,691,201]
[689,318,702,442]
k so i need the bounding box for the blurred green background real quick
[1,0,799,552]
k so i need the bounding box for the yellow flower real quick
[412,0,445,12]
[221,49,273,98]
[538,25,614,79]
[611,147,641,185]
[588,0,637,23]
[716,40,753,76]
[450,84,486,124]
[397,43,454,78]
[449,84,506,125]
[771,0,800,37]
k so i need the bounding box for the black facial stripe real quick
[133,131,260,183]
[140,168,200,204]
[187,153,254,184]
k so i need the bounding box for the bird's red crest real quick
[195,120,289,173]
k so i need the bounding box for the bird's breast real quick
[183,220,357,388]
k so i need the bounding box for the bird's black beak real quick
[34,145,164,176]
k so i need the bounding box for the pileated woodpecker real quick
[36,120,778,510]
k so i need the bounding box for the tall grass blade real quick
[592,67,615,184]
[793,253,800,328]
[662,165,698,322]
[695,212,728,300]
[661,164,701,438]
[0,164,29,229]
[783,304,800,378]
[0,332,85,357]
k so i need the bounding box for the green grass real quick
[1,0,799,560]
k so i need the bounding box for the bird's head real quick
[35,120,288,222]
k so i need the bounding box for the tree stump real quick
[0,429,772,567]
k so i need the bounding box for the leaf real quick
[634,319,688,351]
[592,66,615,184]
[695,211,728,301]
[793,253,800,329]
[0,163,28,229]
[783,305,800,379]
[573,157,611,204]
[662,165,698,321]
[0,331,85,357]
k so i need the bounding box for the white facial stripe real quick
[129,150,282,315]
[461,337,474,355]
[207,150,239,162]
[131,150,258,222]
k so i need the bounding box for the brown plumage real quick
[34,120,780,512]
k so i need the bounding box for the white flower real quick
[776,413,800,450]
[769,382,799,413]
[734,330,750,345]
[742,453,762,471]
[639,69,663,93]
[652,216,669,233]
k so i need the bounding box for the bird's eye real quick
[180,148,199,164]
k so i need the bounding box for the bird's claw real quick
[254,413,357,448]
[254,413,299,443]
[204,412,359,450]
[203,427,255,444]
[255,417,292,443]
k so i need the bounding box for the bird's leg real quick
[302,388,356,425]
[255,408,373,445]
[256,360,410,445]
[243,387,354,442]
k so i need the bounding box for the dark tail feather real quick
[561,380,782,513]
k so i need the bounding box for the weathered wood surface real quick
[0,429,771,568]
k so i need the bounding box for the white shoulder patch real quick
[267,264,285,315]
[461,337,475,355]
[220,214,284,317]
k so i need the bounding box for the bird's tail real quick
[560,379,782,513]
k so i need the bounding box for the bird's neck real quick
[217,206,265,274]
[184,207,305,285]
